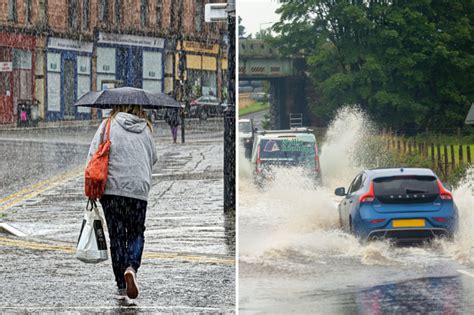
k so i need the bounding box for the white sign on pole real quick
[0,62,13,72]
[205,3,228,22]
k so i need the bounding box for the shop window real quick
[13,49,32,70]
[99,0,109,22]
[141,0,148,27]
[97,47,116,74]
[114,0,122,25]
[143,51,162,93]
[195,0,203,33]
[13,49,33,101]
[8,0,17,22]
[82,0,90,30]
[25,0,32,24]
[77,56,91,114]
[68,0,79,29]
[156,0,162,28]
[202,71,217,96]
[47,52,61,112]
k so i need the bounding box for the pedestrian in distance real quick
[164,107,181,144]
[86,104,157,301]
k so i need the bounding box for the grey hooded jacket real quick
[87,112,157,201]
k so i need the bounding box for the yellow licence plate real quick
[392,219,426,228]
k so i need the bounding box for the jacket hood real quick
[114,112,147,133]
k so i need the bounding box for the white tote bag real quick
[76,199,108,263]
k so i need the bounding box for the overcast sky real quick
[238,0,282,37]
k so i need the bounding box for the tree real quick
[238,16,247,38]
[272,0,474,131]
[254,28,273,40]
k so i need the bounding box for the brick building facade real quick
[0,0,227,123]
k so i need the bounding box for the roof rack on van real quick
[258,127,314,135]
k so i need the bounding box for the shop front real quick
[46,37,93,121]
[176,41,220,100]
[96,32,165,94]
[0,33,35,124]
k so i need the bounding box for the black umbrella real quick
[74,87,180,109]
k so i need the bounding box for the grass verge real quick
[239,102,270,117]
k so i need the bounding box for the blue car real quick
[335,168,458,242]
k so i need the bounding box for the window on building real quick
[68,0,79,29]
[195,0,203,33]
[141,0,148,27]
[99,0,109,22]
[156,0,162,28]
[39,0,48,26]
[8,0,17,22]
[82,0,90,30]
[115,0,122,25]
[25,0,32,24]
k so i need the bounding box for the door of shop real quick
[0,48,13,123]
[116,47,142,88]
[62,54,76,119]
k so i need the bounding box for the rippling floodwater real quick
[238,107,474,313]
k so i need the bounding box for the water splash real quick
[240,105,474,270]
[438,170,474,266]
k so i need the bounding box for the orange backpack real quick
[85,118,111,200]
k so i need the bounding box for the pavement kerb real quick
[0,117,224,131]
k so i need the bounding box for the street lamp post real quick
[204,1,235,213]
[224,0,235,213]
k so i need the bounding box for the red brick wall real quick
[161,0,171,31]
[47,0,68,32]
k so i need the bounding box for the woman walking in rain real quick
[164,107,181,144]
[86,105,157,301]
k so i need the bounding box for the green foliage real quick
[239,102,270,117]
[238,16,246,38]
[273,0,474,130]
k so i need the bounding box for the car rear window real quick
[239,122,252,133]
[260,139,316,162]
[373,175,439,204]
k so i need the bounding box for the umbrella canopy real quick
[74,87,180,109]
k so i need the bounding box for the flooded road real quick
[238,108,474,314]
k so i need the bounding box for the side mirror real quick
[335,187,346,196]
[254,127,258,132]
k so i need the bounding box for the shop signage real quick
[179,41,220,55]
[48,38,93,53]
[0,62,12,72]
[98,32,165,49]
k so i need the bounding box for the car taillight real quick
[437,179,453,200]
[256,145,262,174]
[314,144,320,173]
[359,181,375,203]
[370,219,385,224]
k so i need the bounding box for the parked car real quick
[189,95,225,119]
[250,128,322,187]
[239,119,254,159]
[335,168,458,243]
